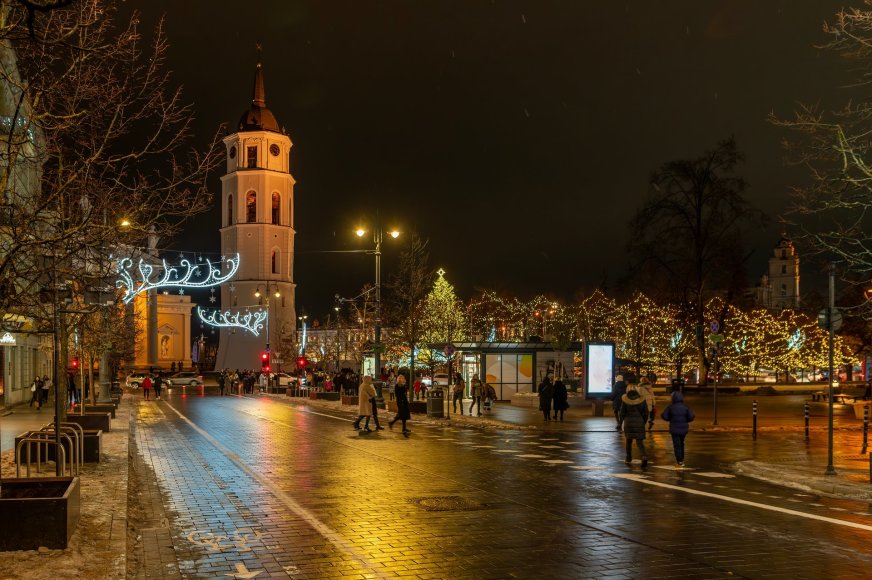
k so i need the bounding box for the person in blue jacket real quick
[661,391,695,467]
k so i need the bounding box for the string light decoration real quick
[116,254,240,304]
[197,306,267,336]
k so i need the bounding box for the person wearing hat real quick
[637,376,656,431]
[620,384,650,467]
[612,374,628,430]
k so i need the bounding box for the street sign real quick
[710,321,720,333]
[443,344,456,357]
[817,308,843,331]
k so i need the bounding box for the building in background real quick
[754,237,801,310]
[214,61,297,371]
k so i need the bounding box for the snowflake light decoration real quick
[197,307,267,336]
[116,254,240,304]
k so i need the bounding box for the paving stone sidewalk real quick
[0,398,130,580]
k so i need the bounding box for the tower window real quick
[781,265,787,275]
[247,146,257,168]
[271,250,278,274]
[780,284,787,296]
[272,192,280,225]
[227,194,233,225]
[246,191,257,222]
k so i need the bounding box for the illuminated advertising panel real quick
[585,341,614,398]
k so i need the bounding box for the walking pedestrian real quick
[142,374,152,400]
[484,382,497,412]
[218,372,226,396]
[29,376,40,407]
[352,375,377,431]
[552,379,569,421]
[661,391,695,467]
[41,375,51,407]
[612,374,627,430]
[469,374,483,416]
[538,375,554,421]
[452,373,465,414]
[620,385,650,467]
[637,376,656,431]
[413,375,423,401]
[389,373,412,435]
[153,372,163,400]
[67,373,79,405]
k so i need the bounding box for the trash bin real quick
[427,387,445,418]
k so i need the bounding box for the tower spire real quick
[253,43,266,107]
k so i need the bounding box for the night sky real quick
[131,1,848,319]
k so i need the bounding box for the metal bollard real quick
[863,404,869,453]
[804,402,810,441]
[753,400,758,440]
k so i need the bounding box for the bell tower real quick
[214,61,296,371]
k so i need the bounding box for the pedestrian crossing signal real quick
[296,356,307,369]
[70,357,79,370]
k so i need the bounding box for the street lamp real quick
[254,283,281,357]
[355,223,400,400]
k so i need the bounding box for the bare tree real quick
[627,138,766,382]
[0,1,222,403]
[773,5,872,315]
[384,234,430,380]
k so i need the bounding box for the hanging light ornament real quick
[116,254,240,304]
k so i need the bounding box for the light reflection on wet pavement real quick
[133,393,872,579]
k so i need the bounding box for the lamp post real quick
[255,283,281,367]
[356,223,399,406]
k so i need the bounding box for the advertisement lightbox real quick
[584,341,615,398]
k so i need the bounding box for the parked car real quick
[168,371,203,387]
[422,373,451,386]
[126,373,147,389]
[271,372,299,387]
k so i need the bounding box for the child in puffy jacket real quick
[661,391,695,468]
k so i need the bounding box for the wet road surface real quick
[132,393,872,579]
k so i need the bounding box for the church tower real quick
[755,237,800,310]
[214,61,296,371]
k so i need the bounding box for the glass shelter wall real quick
[484,353,533,400]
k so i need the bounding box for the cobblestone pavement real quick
[125,392,872,579]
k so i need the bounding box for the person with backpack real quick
[661,391,695,468]
[620,385,650,467]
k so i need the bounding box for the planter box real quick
[66,412,111,432]
[266,386,287,395]
[80,404,115,419]
[311,392,340,401]
[341,395,357,406]
[0,477,80,551]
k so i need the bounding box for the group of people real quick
[28,375,51,409]
[352,373,412,435]
[613,373,695,468]
[451,373,497,415]
[536,375,570,421]
[216,369,267,395]
[140,372,165,401]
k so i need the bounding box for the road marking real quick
[517,454,548,459]
[571,466,606,471]
[164,404,388,579]
[652,465,694,472]
[493,449,519,453]
[612,473,872,532]
[540,459,573,464]
[225,562,261,578]
[539,445,563,449]
[562,449,584,454]
[695,472,734,478]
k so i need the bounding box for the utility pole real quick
[825,263,837,476]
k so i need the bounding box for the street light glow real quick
[355,228,366,237]
[254,289,261,298]
[389,230,400,238]
[119,218,131,228]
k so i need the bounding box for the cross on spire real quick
[436,268,446,278]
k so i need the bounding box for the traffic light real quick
[296,356,307,369]
[70,357,79,370]
[261,351,270,373]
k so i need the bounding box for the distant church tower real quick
[214,61,296,371]
[755,237,800,310]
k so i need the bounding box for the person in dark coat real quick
[538,375,554,421]
[612,374,627,430]
[620,386,649,467]
[552,379,569,421]
[661,391,695,467]
[389,373,412,435]
[218,372,226,396]
[153,372,163,401]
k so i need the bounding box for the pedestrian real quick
[452,373,465,414]
[484,382,497,412]
[387,370,397,401]
[612,374,627,430]
[41,375,51,406]
[171,361,176,373]
[538,375,554,421]
[29,376,40,407]
[661,391,695,467]
[413,375,423,401]
[352,375,377,431]
[218,372,226,396]
[142,374,152,400]
[637,376,656,431]
[620,385,650,467]
[153,372,163,400]
[389,373,412,435]
[67,373,78,405]
[469,374,483,416]
[552,379,569,421]
[84,374,90,401]
[259,372,267,393]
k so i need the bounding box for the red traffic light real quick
[261,352,269,361]
[70,357,79,369]
[296,356,307,368]
[261,351,270,372]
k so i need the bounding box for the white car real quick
[422,373,450,386]
[271,372,299,387]
[168,371,203,387]
[125,373,147,389]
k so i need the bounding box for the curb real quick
[733,460,872,501]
